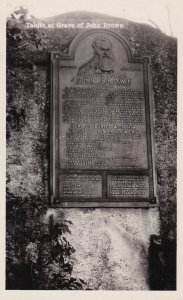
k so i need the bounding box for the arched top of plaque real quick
[69,29,132,60]
[52,29,149,68]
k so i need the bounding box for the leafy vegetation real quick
[6,7,87,290]
[7,6,48,51]
[6,200,87,289]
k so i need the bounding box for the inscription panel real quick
[108,175,149,199]
[59,174,102,198]
[60,86,147,169]
[51,29,157,207]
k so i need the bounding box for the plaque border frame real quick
[50,29,158,208]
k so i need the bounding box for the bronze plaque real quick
[50,29,157,207]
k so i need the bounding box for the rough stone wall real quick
[6,13,176,290]
[44,208,159,290]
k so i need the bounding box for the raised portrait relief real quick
[78,36,116,76]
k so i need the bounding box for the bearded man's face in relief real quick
[93,38,114,72]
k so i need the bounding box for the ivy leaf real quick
[61,224,71,234]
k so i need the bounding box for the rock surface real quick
[6,10,176,290]
[44,208,159,289]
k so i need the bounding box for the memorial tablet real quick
[50,29,157,207]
